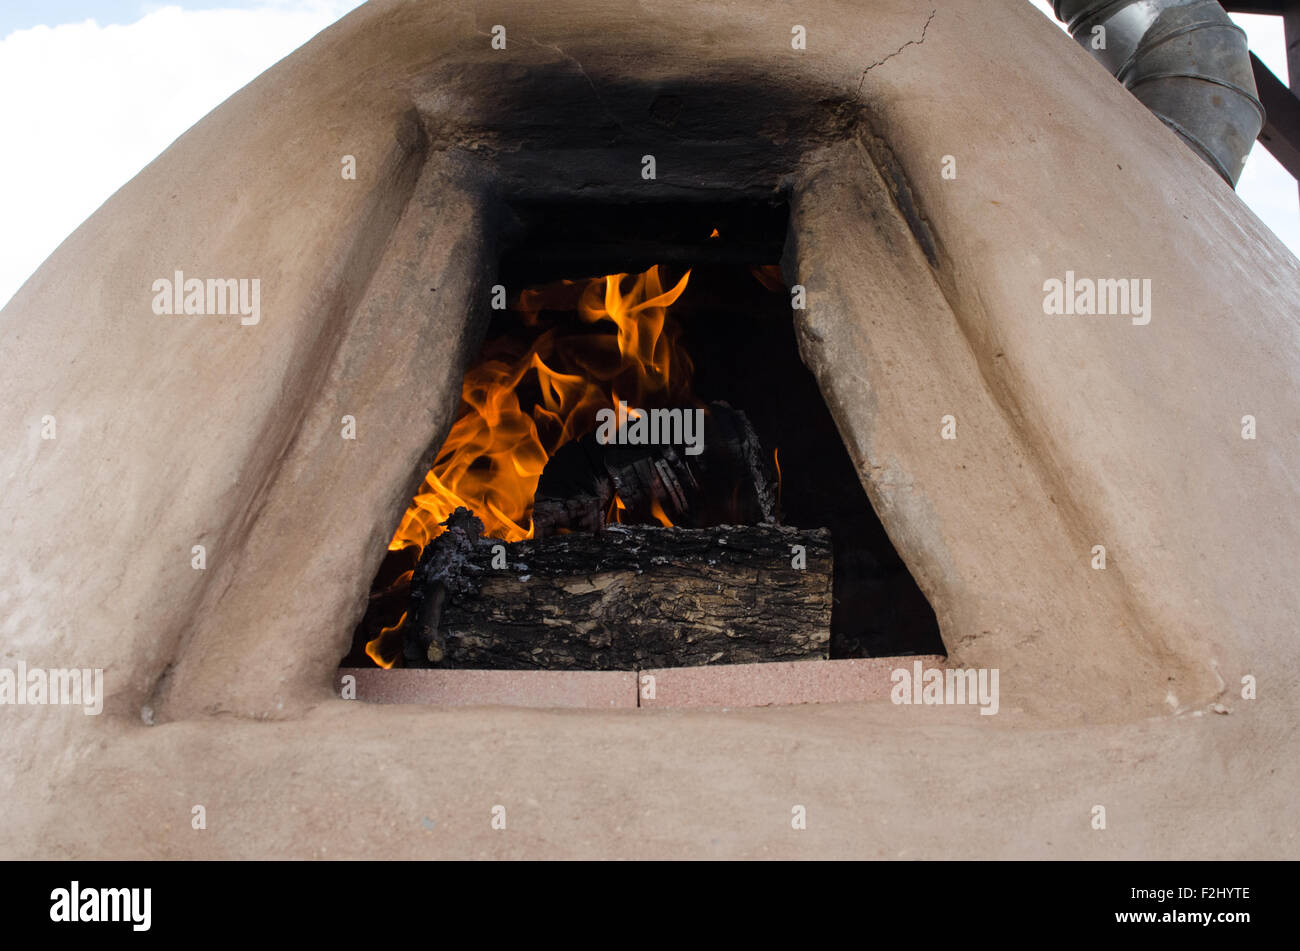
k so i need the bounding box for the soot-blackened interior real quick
[340,200,942,668]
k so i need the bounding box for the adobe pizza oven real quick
[2,0,1295,859]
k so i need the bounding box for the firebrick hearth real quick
[341,201,942,679]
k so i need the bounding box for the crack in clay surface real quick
[858,9,937,91]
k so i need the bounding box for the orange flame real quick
[389,266,693,551]
[649,495,673,527]
[773,447,782,513]
[366,611,406,669]
[607,492,626,525]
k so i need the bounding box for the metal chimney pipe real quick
[1053,0,1264,185]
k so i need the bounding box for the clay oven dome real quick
[1,0,1296,858]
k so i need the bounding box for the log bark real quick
[416,523,831,669]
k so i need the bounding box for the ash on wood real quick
[404,516,832,669]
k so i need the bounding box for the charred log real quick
[404,516,831,669]
[403,508,485,666]
[531,400,777,537]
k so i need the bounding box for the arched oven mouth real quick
[339,198,942,689]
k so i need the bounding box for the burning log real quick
[404,514,831,669]
[369,265,809,671]
[402,508,484,667]
[531,401,777,536]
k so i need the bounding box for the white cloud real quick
[0,0,1295,310]
[0,2,363,308]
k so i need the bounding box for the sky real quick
[0,1,1296,309]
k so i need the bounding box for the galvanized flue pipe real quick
[1054,0,1264,185]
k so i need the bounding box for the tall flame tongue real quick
[389,265,692,552]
